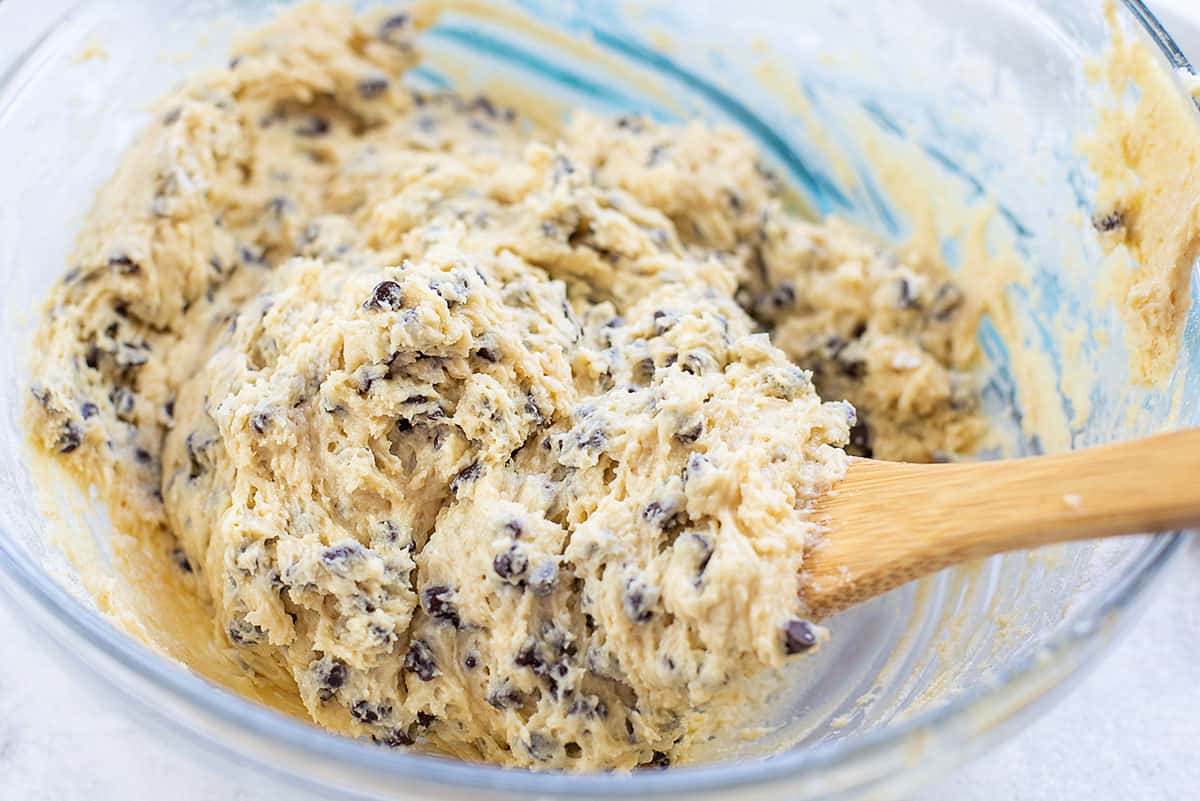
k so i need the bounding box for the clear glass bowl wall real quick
[0,1,1192,800]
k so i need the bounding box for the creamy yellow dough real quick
[26,3,982,769]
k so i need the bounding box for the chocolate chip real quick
[848,420,873,458]
[674,421,703,444]
[227,617,265,647]
[322,541,366,574]
[470,95,497,117]
[1092,210,1124,232]
[378,13,410,41]
[783,619,818,654]
[295,116,330,137]
[363,280,404,311]
[110,386,136,422]
[30,384,51,409]
[567,697,607,718]
[514,639,542,670]
[487,682,523,709]
[463,654,478,670]
[622,577,658,623]
[133,447,152,464]
[185,432,210,479]
[351,700,391,724]
[107,253,141,275]
[56,422,82,454]
[642,501,685,531]
[493,545,529,580]
[929,282,964,321]
[422,585,461,627]
[473,346,500,363]
[80,401,99,420]
[250,412,270,434]
[503,519,524,538]
[375,728,414,747]
[528,560,558,596]
[171,547,193,573]
[449,461,482,497]
[403,640,439,681]
[358,75,390,99]
[313,658,348,701]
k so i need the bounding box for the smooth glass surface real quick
[0,1,1191,799]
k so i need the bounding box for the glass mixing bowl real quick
[0,1,1194,799]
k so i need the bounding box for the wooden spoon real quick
[802,428,1199,619]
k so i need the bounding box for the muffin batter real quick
[26,3,982,769]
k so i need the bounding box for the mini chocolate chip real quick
[164,398,175,418]
[30,384,51,409]
[171,547,193,573]
[379,13,410,39]
[358,75,390,99]
[473,346,501,363]
[110,386,136,422]
[404,639,439,681]
[643,501,685,531]
[514,639,543,670]
[493,545,529,580]
[363,280,404,311]
[84,346,100,370]
[848,420,873,458]
[250,412,270,434]
[422,585,461,627]
[227,617,265,647]
[416,711,436,728]
[528,560,558,596]
[930,282,964,321]
[133,447,152,464]
[80,401,99,419]
[674,421,703,444]
[470,95,497,117]
[322,541,366,574]
[56,422,82,453]
[464,654,478,670]
[314,658,348,701]
[350,700,391,724]
[108,253,141,275]
[783,619,818,654]
[623,577,658,623]
[1092,210,1124,232]
[644,751,671,768]
[487,682,523,709]
[449,461,482,497]
[295,116,330,137]
[375,728,414,747]
[896,277,920,309]
[503,519,524,538]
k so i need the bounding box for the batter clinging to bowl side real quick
[25,3,984,769]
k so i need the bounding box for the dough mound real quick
[27,3,980,769]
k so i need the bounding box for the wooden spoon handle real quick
[803,427,1200,618]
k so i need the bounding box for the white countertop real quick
[3,3,1200,800]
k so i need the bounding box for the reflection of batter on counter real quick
[25,3,983,769]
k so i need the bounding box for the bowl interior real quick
[0,0,1192,785]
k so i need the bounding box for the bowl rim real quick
[0,0,1193,797]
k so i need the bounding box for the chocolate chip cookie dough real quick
[26,2,983,770]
